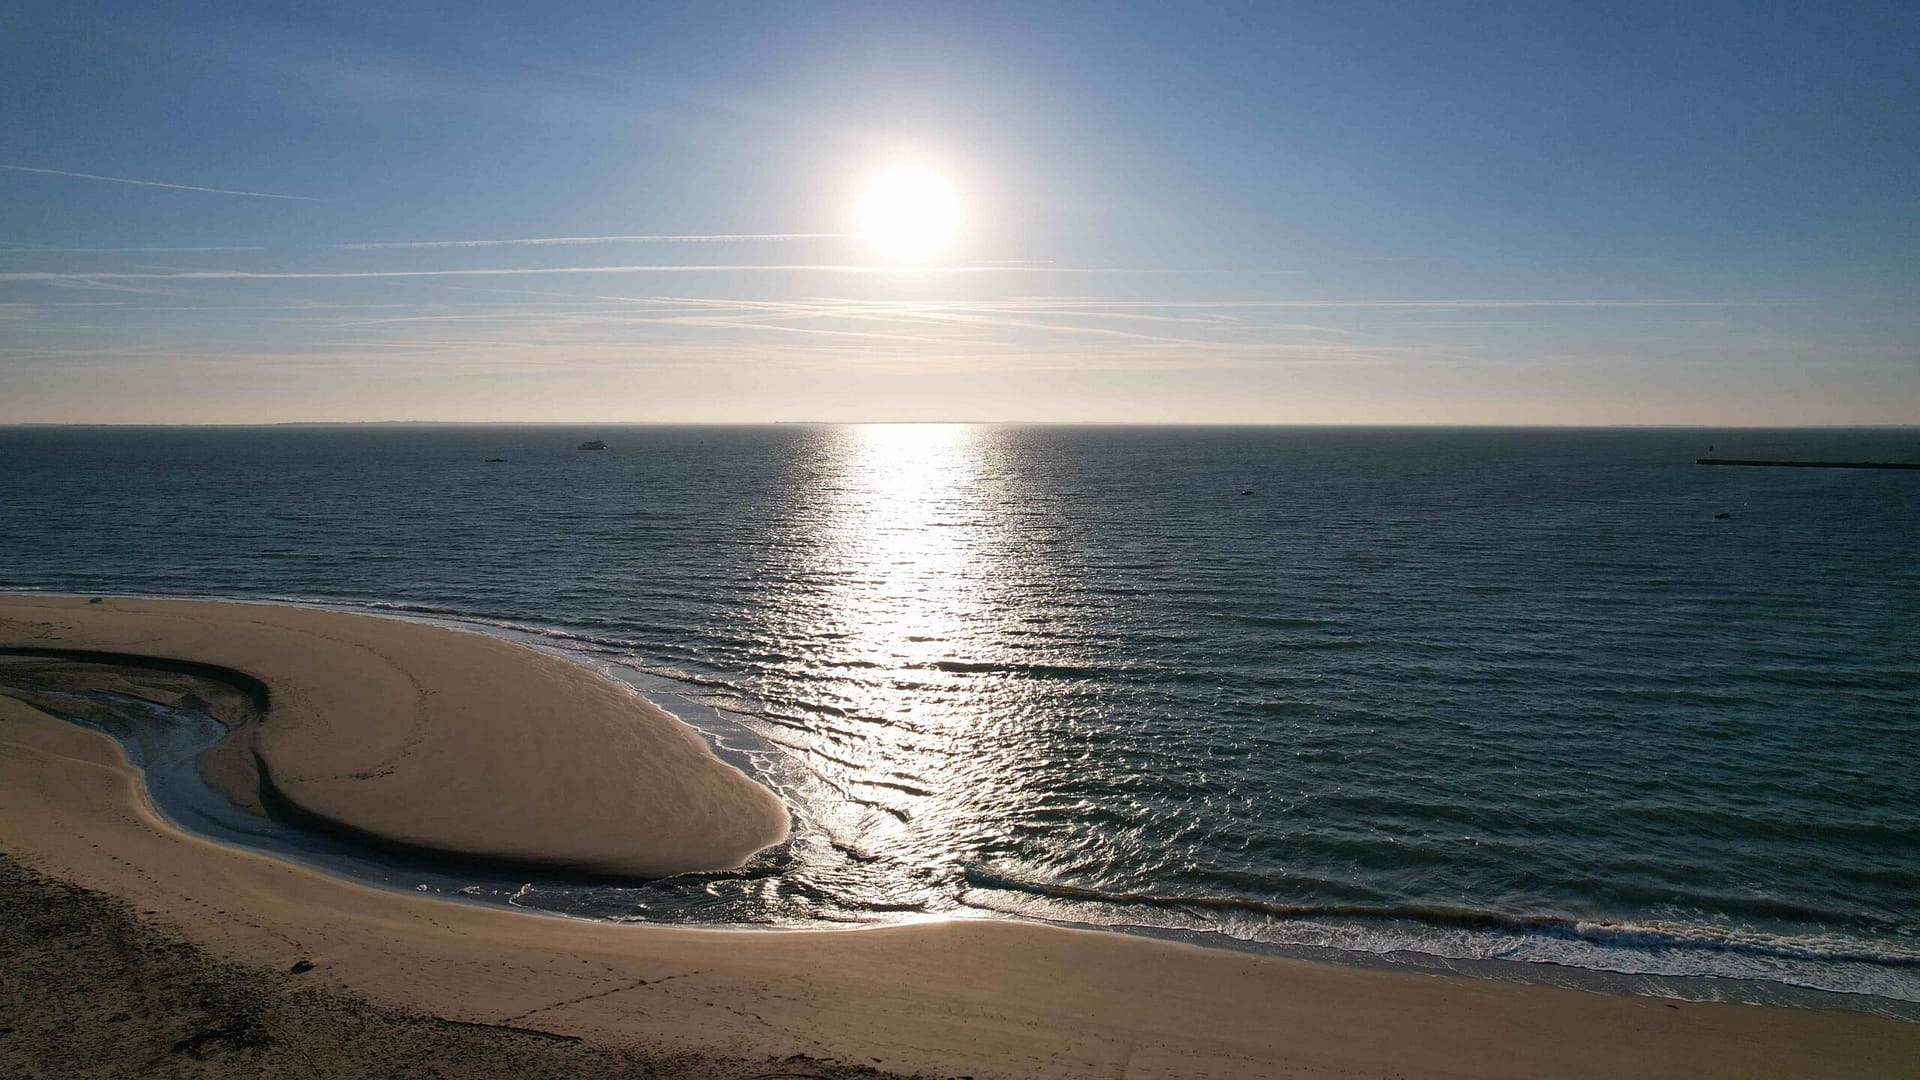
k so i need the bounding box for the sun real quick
[855,163,962,264]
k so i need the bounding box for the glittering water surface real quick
[2,424,1917,1006]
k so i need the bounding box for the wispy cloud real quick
[5,283,1457,376]
[0,164,318,202]
[335,233,849,250]
[293,293,1446,366]
[950,299,1756,310]
[46,278,188,297]
[0,264,1186,282]
[6,274,1763,390]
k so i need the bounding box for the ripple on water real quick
[3,424,1918,1011]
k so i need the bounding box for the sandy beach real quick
[1,594,1915,1078]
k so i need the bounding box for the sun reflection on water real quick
[762,422,1047,907]
[818,423,990,675]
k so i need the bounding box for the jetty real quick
[1697,459,1920,470]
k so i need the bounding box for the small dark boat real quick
[576,440,607,451]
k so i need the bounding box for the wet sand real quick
[2,594,1916,1078]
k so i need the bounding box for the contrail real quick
[0,244,268,253]
[337,233,849,250]
[0,164,317,201]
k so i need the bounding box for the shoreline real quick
[9,601,1914,1022]
[2,594,1917,1076]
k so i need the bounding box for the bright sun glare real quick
[856,164,962,264]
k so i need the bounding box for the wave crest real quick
[961,868,1920,970]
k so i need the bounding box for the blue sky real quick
[2,1,1915,423]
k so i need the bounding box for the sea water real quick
[2,424,1915,1011]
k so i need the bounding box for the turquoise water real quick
[2,424,1916,1008]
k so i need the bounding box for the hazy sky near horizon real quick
[2,2,1916,424]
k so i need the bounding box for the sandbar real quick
[0,594,788,878]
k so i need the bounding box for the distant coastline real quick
[5,420,1920,428]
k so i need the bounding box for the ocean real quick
[2,424,1916,1014]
